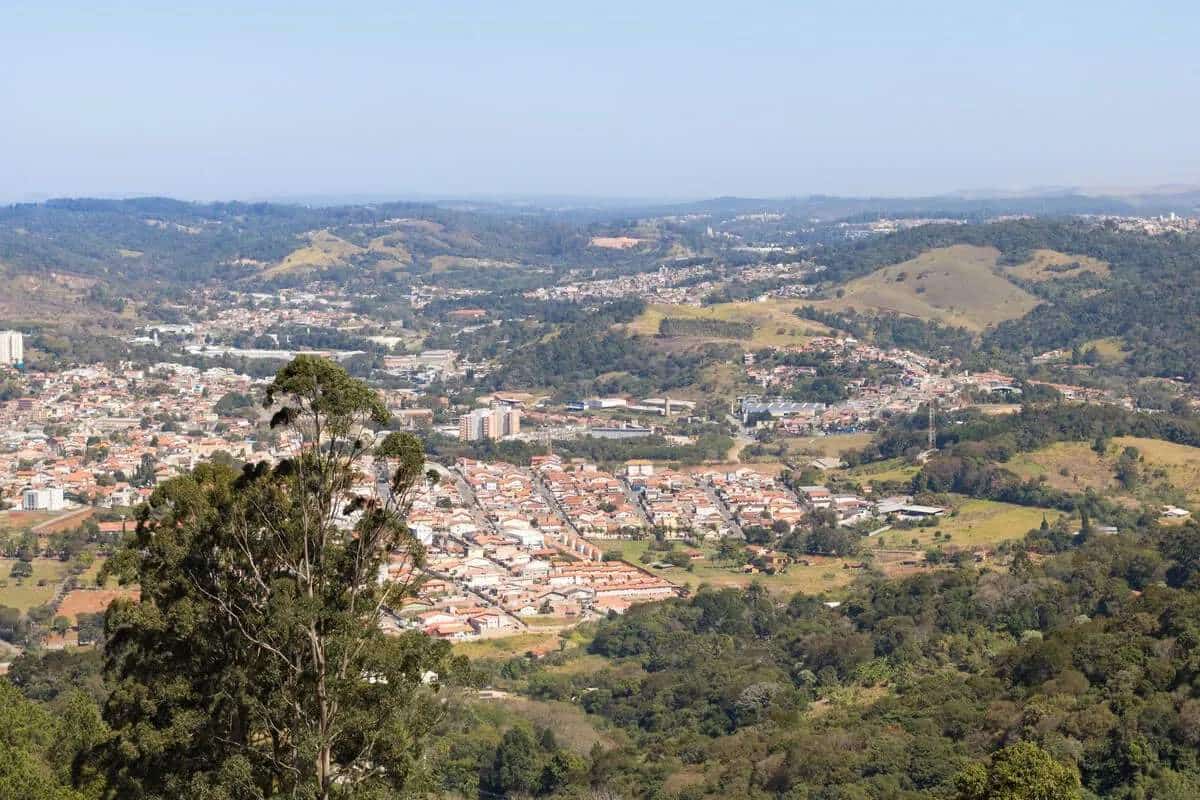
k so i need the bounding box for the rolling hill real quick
[813,244,1040,330]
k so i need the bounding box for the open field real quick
[670,555,857,596]
[266,230,365,275]
[1006,441,1118,494]
[886,498,1065,550]
[57,587,139,624]
[0,266,126,328]
[1005,436,1200,505]
[839,458,921,486]
[785,432,875,459]
[1006,248,1110,282]
[648,546,855,596]
[469,695,615,753]
[1115,436,1200,503]
[602,539,654,563]
[542,653,625,677]
[364,233,413,267]
[429,255,521,273]
[78,556,119,589]
[0,510,56,539]
[970,403,1023,416]
[807,245,1039,331]
[602,539,854,596]
[692,361,752,398]
[1083,337,1128,364]
[0,558,71,612]
[453,632,563,660]
[627,300,832,348]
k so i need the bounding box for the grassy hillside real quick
[1005,435,1200,506]
[1006,441,1120,494]
[266,230,366,275]
[266,228,424,276]
[627,300,832,348]
[813,244,1040,330]
[1115,436,1200,502]
[1006,248,1110,282]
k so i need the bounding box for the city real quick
[5,4,1200,798]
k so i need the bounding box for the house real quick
[625,459,655,477]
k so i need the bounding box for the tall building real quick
[458,405,521,441]
[0,330,23,366]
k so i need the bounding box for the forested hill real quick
[0,197,656,285]
[817,219,1200,380]
[438,515,1200,799]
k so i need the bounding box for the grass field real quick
[671,555,856,596]
[840,458,920,486]
[807,245,1039,331]
[1005,436,1200,506]
[627,300,832,348]
[601,539,654,563]
[78,556,119,589]
[266,230,365,276]
[600,539,854,596]
[453,632,563,661]
[1083,337,1128,364]
[1006,249,1110,282]
[0,558,71,612]
[884,498,1064,550]
[1006,441,1118,494]
[1115,436,1200,503]
[970,403,1023,416]
[0,510,56,539]
[786,433,875,459]
[429,255,521,273]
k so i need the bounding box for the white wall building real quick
[0,330,23,366]
[22,486,65,512]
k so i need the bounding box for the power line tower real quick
[927,399,936,450]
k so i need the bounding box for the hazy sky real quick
[3,1,1200,201]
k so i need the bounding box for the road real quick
[526,468,602,561]
[617,477,653,528]
[410,463,529,631]
[701,479,745,538]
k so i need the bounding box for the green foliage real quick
[955,741,1081,800]
[96,357,460,799]
[796,305,977,359]
[658,317,753,339]
[484,300,728,398]
[0,681,97,800]
[427,513,1200,799]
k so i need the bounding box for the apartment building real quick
[0,330,23,366]
[458,405,521,441]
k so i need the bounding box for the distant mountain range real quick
[9,185,1200,220]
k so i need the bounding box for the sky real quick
[3,1,1200,202]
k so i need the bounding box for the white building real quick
[22,486,65,512]
[0,331,23,366]
[458,405,521,441]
